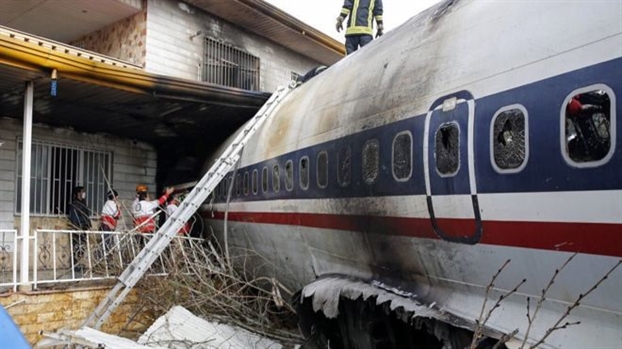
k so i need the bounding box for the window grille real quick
[16,140,112,217]
[203,37,260,90]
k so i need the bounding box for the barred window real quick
[16,140,112,217]
[204,37,260,90]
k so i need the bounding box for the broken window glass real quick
[338,146,351,187]
[435,123,459,176]
[285,160,294,191]
[300,157,309,189]
[393,132,412,180]
[273,165,280,192]
[252,169,258,195]
[262,167,268,193]
[317,151,328,188]
[565,89,612,163]
[362,140,379,184]
[493,108,526,170]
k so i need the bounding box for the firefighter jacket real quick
[339,0,383,36]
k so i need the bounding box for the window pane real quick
[393,133,412,180]
[262,167,268,193]
[252,169,258,195]
[272,165,280,192]
[243,172,249,196]
[317,152,328,188]
[565,89,612,163]
[299,157,309,190]
[362,140,379,184]
[337,146,351,187]
[236,174,241,196]
[493,108,526,170]
[435,124,459,176]
[285,160,294,191]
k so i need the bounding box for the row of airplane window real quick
[215,86,613,198]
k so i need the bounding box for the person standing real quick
[166,193,191,236]
[100,189,121,252]
[336,0,384,55]
[132,185,174,234]
[68,186,91,270]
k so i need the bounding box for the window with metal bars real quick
[15,140,112,217]
[203,37,260,90]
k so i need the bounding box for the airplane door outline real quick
[423,91,482,244]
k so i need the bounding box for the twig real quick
[470,259,511,349]
[520,253,576,348]
[529,259,622,348]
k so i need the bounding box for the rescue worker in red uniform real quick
[166,193,191,236]
[100,189,121,252]
[132,184,174,234]
[336,0,384,55]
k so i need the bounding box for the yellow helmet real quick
[136,184,148,193]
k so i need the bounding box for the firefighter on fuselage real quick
[336,0,384,55]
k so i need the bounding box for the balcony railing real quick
[0,229,208,291]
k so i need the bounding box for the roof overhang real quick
[0,26,270,146]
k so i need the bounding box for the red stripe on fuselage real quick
[206,211,622,258]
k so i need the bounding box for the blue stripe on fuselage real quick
[216,58,622,203]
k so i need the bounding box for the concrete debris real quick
[138,305,288,349]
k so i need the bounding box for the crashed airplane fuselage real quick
[201,0,622,348]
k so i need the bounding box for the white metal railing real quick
[0,229,19,292]
[33,230,208,288]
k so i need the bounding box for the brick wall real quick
[0,287,150,345]
[144,0,320,92]
[70,10,148,67]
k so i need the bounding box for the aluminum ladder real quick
[83,85,293,329]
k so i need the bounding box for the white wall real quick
[0,117,157,230]
[144,0,320,92]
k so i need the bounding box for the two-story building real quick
[0,0,343,343]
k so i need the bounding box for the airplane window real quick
[435,123,459,176]
[252,169,258,195]
[492,107,527,172]
[262,167,268,193]
[227,176,232,196]
[393,132,412,181]
[236,173,241,196]
[317,151,328,188]
[300,157,309,190]
[285,160,294,191]
[564,88,612,164]
[338,146,351,187]
[362,139,379,184]
[243,172,250,195]
[273,165,280,192]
